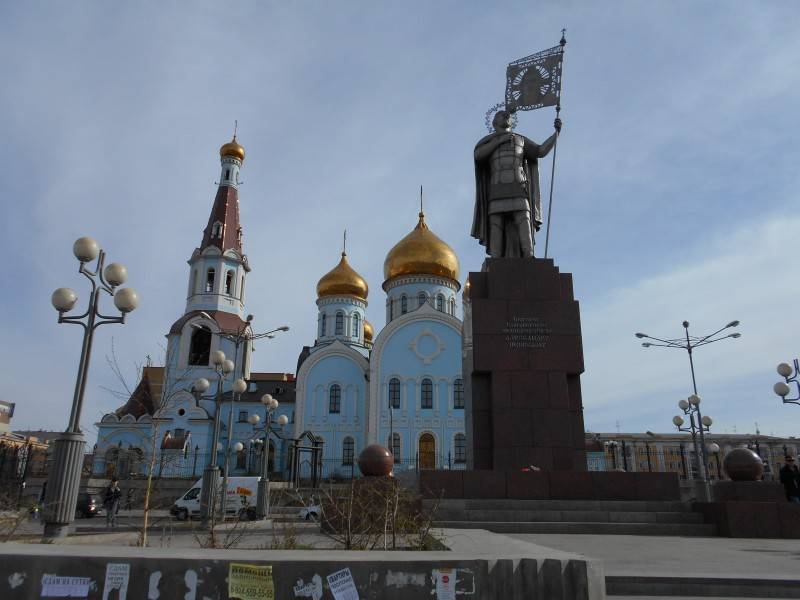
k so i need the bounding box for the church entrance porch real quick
[419,433,436,469]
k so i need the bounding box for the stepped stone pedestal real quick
[463,258,586,471]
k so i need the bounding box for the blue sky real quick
[2,2,799,443]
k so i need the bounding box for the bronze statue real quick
[472,110,561,258]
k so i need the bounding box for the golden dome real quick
[383,212,460,288]
[363,319,374,343]
[316,252,369,301]
[220,136,245,162]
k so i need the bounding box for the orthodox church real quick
[94,134,466,479]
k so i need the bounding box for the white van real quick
[170,476,260,521]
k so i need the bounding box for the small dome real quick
[363,319,374,343]
[316,252,368,301]
[383,212,460,288]
[220,136,245,162]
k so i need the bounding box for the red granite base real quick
[694,501,800,538]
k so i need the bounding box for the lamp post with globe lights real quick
[219,376,248,519]
[707,442,722,479]
[193,350,234,526]
[249,394,289,519]
[673,394,714,498]
[773,360,800,406]
[44,237,138,538]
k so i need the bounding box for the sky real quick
[1,2,799,444]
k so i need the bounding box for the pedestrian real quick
[103,477,122,528]
[779,456,800,503]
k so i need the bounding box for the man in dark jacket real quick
[779,456,800,503]
[104,477,122,528]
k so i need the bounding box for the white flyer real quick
[102,563,130,600]
[433,568,455,600]
[41,574,91,597]
[326,568,359,600]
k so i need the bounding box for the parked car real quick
[298,502,320,521]
[75,493,100,518]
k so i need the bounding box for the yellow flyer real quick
[228,563,274,600]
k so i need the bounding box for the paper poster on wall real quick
[293,574,323,600]
[41,575,91,598]
[326,568,359,600]
[102,563,130,600]
[433,569,455,600]
[228,563,274,600]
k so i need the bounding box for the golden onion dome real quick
[363,319,374,343]
[220,135,245,162]
[316,252,369,301]
[383,212,460,288]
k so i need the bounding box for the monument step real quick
[606,575,800,598]
[429,499,691,512]
[436,520,718,536]
[435,508,705,524]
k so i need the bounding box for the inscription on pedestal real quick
[502,316,551,349]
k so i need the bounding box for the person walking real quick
[779,456,800,503]
[103,477,122,528]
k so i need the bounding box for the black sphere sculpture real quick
[723,447,764,481]
[357,444,394,477]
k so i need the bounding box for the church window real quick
[211,221,223,238]
[401,295,408,314]
[320,313,327,337]
[225,270,234,295]
[240,275,245,301]
[225,169,230,180]
[188,326,212,366]
[329,384,341,414]
[335,311,344,335]
[453,378,464,409]
[342,437,355,465]
[352,312,360,337]
[421,378,433,409]
[454,433,466,463]
[205,268,216,292]
[389,378,401,409]
[417,292,427,308]
[449,298,456,315]
[436,294,444,312]
[389,432,401,462]
[238,410,248,422]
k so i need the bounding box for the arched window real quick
[401,295,408,314]
[436,294,444,312]
[421,378,433,409]
[449,298,456,315]
[417,292,427,308]
[388,432,401,462]
[454,433,466,463]
[225,168,231,181]
[453,378,465,409]
[388,378,401,409]
[188,326,212,365]
[329,384,341,414]
[240,275,245,301]
[335,311,344,335]
[320,313,327,337]
[342,437,355,465]
[205,268,216,292]
[225,270,234,295]
[352,312,360,338]
[211,221,223,238]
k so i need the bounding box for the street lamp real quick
[636,320,739,499]
[773,360,800,406]
[219,376,248,518]
[707,442,722,479]
[603,440,619,470]
[673,395,714,497]
[249,394,288,519]
[44,237,138,538]
[194,350,234,526]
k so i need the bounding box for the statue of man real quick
[472,110,561,258]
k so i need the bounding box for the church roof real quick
[200,183,242,254]
[168,310,249,335]
[115,370,157,418]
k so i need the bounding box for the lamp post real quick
[773,360,800,406]
[194,350,234,527]
[672,395,714,498]
[249,394,289,519]
[219,375,246,519]
[636,320,739,500]
[45,237,138,538]
[603,440,619,470]
[707,442,722,479]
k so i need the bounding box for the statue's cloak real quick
[471,132,543,251]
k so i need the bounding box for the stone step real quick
[428,499,691,512]
[436,520,718,536]
[606,575,800,598]
[434,508,705,524]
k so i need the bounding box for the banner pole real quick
[543,30,566,260]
